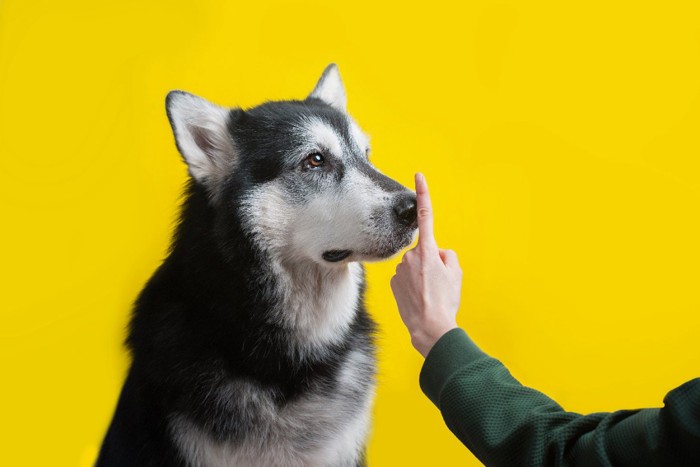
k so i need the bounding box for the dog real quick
[96,64,418,467]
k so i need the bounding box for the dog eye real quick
[304,152,325,169]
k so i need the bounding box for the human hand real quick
[390,173,462,357]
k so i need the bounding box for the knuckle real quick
[420,244,436,257]
[418,207,431,218]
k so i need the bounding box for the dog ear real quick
[308,63,347,112]
[166,91,235,187]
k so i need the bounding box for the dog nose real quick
[393,194,417,227]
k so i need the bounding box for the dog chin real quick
[322,250,353,263]
[319,246,404,265]
[318,229,417,265]
[358,232,418,262]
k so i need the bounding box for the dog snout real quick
[393,194,417,227]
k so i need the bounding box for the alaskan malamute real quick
[97,64,418,467]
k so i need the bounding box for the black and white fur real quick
[97,64,418,467]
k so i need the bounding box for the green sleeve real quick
[419,328,700,466]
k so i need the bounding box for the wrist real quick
[411,323,458,357]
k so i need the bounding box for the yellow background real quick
[2,1,699,465]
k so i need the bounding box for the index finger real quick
[415,172,437,251]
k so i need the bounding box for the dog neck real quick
[266,257,364,353]
[165,183,366,357]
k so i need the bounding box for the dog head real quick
[166,64,417,267]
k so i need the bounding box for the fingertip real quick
[415,172,427,192]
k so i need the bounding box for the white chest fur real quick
[170,349,375,467]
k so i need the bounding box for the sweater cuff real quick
[419,328,488,407]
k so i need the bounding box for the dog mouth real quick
[320,225,417,264]
[322,250,353,262]
[353,227,418,262]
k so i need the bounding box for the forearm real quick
[420,328,700,466]
[420,328,583,465]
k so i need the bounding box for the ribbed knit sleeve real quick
[419,328,700,466]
